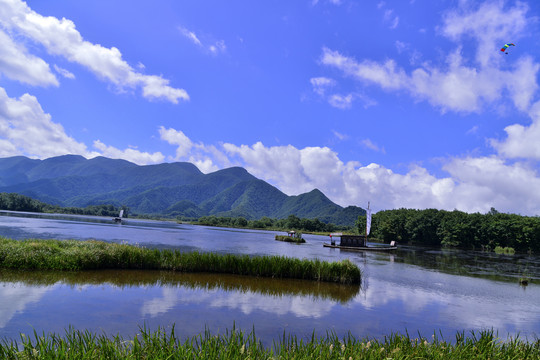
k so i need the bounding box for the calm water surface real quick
[0,211,539,344]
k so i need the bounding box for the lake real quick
[1,211,539,345]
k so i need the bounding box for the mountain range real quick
[0,155,365,225]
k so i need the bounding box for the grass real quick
[494,246,516,254]
[275,235,306,243]
[0,237,360,284]
[1,327,539,359]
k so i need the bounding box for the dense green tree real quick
[363,208,540,253]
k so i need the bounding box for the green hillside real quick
[0,155,365,226]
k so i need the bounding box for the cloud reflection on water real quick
[0,283,52,328]
[140,286,337,319]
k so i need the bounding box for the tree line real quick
[196,214,347,233]
[0,192,127,218]
[0,192,346,233]
[358,208,540,253]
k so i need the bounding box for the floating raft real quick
[323,242,397,251]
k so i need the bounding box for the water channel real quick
[0,211,539,344]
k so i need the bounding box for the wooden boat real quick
[323,202,397,251]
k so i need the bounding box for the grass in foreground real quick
[0,237,360,284]
[1,327,539,359]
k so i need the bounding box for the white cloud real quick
[328,93,353,109]
[312,0,342,6]
[310,77,375,109]
[383,9,399,29]
[0,29,58,86]
[53,64,75,79]
[0,0,189,103]
[492,101,540,160]
[395,40,408,54]
[159,126,225,173]
[92,140,165,165]
[310,76,335,96]
[361,139,385,153]
[443,156,540,214]
[178,26,202,47]
[221,141,454,210]
[0,86,164,165]
[0,87,95,159]
[209,40,226,55]
[332,130,348,141]
[159,126,193,160]
[0,283,52,328]
[178,26,226,56]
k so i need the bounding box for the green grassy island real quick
[0,237,360,285]
[1,327,539,359]
[275,233,306,243]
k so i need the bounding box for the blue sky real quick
[1,0,540,215]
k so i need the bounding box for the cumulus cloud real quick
[0,29,58,86]
[492,101,540,159]
[92,140,165,165]
[0,87,95,158]
[159,126,224,173]
[159,126,193,160]
[0,86,165,165]
[0,0,189,103]
[221,141,454,210]
[443,156,540,214]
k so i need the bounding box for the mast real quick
[365,201,371,246]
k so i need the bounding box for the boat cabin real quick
[329,233,366,247]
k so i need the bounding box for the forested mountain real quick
[0,155,365,225]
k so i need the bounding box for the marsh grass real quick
[494,246,516,255]
[1,327,539,359]
[0,237,360,284]
[275,235,306,243]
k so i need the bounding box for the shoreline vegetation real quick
[1,327,539,359]
[0,238,360,285]
[0,192,354,233]
[360,208,540,254]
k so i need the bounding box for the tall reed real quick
[0,237,360,284]
[1,327,539,359]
